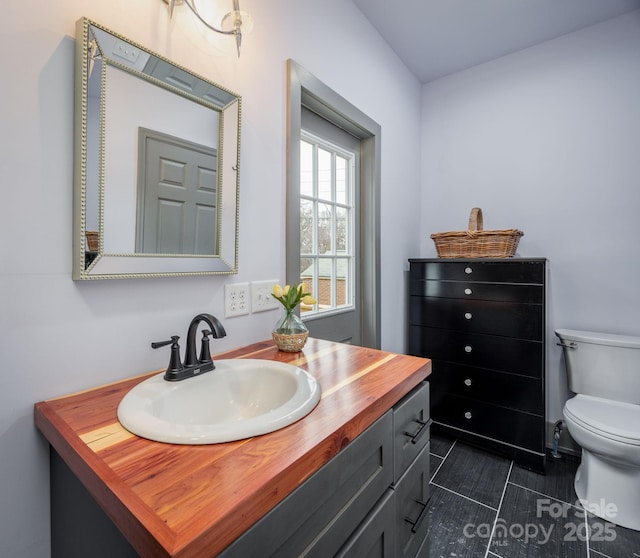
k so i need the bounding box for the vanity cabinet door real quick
[336,489,396,558]
[219,411,393,558]
[394,444,430,558]
[393,381,430,483]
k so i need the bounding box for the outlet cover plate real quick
[225,282,250,317]
[251,280,280,313]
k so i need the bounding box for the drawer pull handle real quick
[465,266,473,274]
[464,411,472,420]
[403,418,432,445]
[464,312,472,320]
[464,288,472,295]
[404,498,430,534]
[464,378,472,387]
[464,345,472,353]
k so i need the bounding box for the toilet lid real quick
[565,395,640,446]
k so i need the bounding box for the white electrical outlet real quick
[251,280,281,313]
[225,282,250,317]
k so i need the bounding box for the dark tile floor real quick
[423,433,640,558]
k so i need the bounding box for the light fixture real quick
[162,0,253,57]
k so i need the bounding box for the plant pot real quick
[272,310,309,352]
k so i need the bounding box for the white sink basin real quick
[117,359,321,444]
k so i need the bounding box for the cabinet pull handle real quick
[465,266,473,274]
[464,411,472,420]
[464,288,472,295]
[464,378,472,386]
[464,345,472,353]
[404,498,430,534]
[403,418,432,444]
[464,312,472,320]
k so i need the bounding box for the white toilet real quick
[556,328,640,531]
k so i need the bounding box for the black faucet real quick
[152,313,227,381]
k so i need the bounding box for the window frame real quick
[299,131,356,319]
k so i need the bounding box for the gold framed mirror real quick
[73,17,240,279]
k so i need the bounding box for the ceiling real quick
[352,0,640,83]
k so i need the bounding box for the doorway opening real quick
[286,60,381,348]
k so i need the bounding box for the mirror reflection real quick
[74,18,241,279]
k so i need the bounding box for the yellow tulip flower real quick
[271,282,317,313]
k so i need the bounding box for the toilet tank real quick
[555,329,640,405]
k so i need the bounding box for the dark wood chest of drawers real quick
[408,258,546,472]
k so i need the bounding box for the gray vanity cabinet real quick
[51,382,430,558]
[220,411,395,557]
[392,383,431,558]
[336,489,396,557]
[221,381,431,558]
[408,258,546,472]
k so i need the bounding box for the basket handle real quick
[468,208,484,232]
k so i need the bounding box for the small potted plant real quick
[271,283,317,352]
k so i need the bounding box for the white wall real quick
[0,1,422,556]
[420,11,640,427]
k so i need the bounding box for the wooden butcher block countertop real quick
[34,338,431,558]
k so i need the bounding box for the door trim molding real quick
[286,59,381,349]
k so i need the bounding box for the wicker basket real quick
[85,231,99,252]
[430,208,523,258]
[272,330,309,352]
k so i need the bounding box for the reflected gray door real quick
[299,108,361,345]
[137,128,217,254]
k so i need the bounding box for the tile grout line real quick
[591,548,614,558]
[427,441,639,558]
[508,474,592,557]
[484,459,514,558]
[429,439,457,482]
[508,476,595,557]
[507,480,582,509]
[429,481,499,512]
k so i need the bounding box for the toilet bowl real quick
[563,395,640,530]
[556,329,640,531]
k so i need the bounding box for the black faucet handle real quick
[151,336,183,373]
[151,335,180,349]
[199,330,213,364]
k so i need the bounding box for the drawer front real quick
[395,444,430,558]
[336,489,396,558]
[409,326,543,379]
[409,297,543,341]
[410,278,543,303]
[433,395,544,452]
[409,259,545,284]
[393,382,430,483]
[429,361,544,415]
[220,412,393,558]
